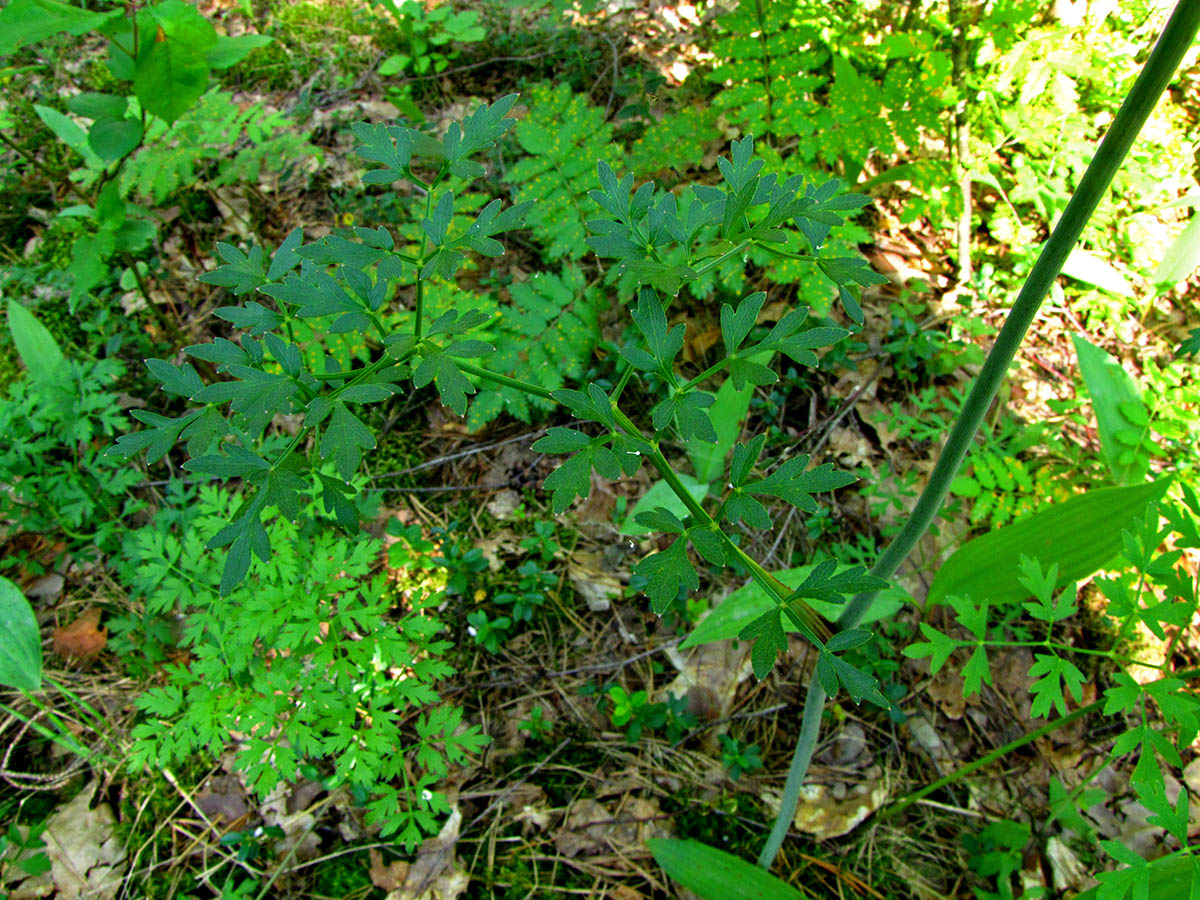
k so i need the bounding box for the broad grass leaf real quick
[680,564,908,649]
[0,577,42,691]
[1061,247,1135,297]
[1072,334,1150,485]
[1152,215,1200,288]
[927,478,1171,608]
[647,838,808,900]
[6,299,67,384]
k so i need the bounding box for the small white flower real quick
[467,626,477,637]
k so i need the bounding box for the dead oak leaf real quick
[53,608,107,661]
[369,849,410,892]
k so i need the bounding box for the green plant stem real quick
[757,0,1200,870]
[610,407,828,643]
[414,187,434,340]
[751,245,818,263]
[692,239,752,276]
[455,357,829,641]
[124,253,182,342]
[882,663,1200,820]
[677,357,731,394]
[883,699,1103,821]
[456,361,554,401]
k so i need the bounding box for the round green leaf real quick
[68,91,127,120]
[0,577,43,692]
[88,116,142,161]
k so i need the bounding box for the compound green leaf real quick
[630,289,682,370]
[206,494,269,595]
[961,646,991,697]
[620,474,709,536]
[321,402,377,480]
[185,337,249,370]
[652,390,716,443]
[687,525,726,566]
[825,629,873,653]
[822,652,888,707]
[317,473,359,531]
[1028,653,1085,718]
[442,94,518,178]
[902,623,958,673]
[199,243,266,295]
[0,577,42,692]
[688,362,766,485]
[538,450,592,514]
[818,256,888,288]
[739,608,787,680]
[636,537,698,614]
[426,307,490,338]
[214,300,281,335]
[412,352,475,416]
[144,358,204,398]
[352,122,415,183]
[193,365,297,418]
[632,507,685,534]
[182,446,270,478]
[107,409,198,464]
[721,292,766,355]
[745,455,855,511]
[729,435,766,488]
[552,384,614,430]
[531,427,591,454]
[722,492,771,529]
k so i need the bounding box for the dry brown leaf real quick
[568,550,625,612]
[6,780,126,900]
[762,777,889,839]
[52,608,107,660]
[370,849,411,892]
[506,784,552,834]
[609,886,648,900]
[553,796,668,858]
[194,775,249,831]
[371,808,468,900]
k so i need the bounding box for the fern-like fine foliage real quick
[469,265,600,429]
[707,0,953,182]
[628,105,721,178]
[121,90,321,204]
[503,82,620,260]
[119,484,479,850]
